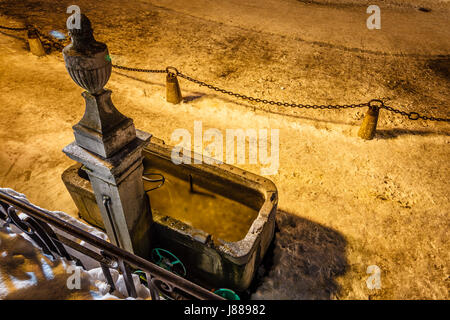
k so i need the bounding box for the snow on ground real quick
[0,188,151,300]
[0,0,449,299]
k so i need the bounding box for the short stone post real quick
[62,14,152,258]
[27,27,45,56]
[358,101,381,140]
[166,67,182,104]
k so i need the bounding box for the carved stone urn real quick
[62,14,136,159]
[63,14,111,94]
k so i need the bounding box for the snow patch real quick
[9,272,38,290]
[0,188,151,300]
[0,272,10,298]
[40,257,55,280]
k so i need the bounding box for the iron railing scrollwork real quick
[0,190,223,300]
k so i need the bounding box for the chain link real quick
[108,65,450,122]
[112,64,166,73]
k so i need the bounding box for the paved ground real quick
[0,0,449,299]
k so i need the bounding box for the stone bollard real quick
[358,101,382,140]
[166,67,182,104]
[27,27,45,56]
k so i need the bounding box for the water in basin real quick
[142,160,258,242]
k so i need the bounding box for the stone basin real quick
[62,136,278,291]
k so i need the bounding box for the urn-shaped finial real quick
[63,14,112,94]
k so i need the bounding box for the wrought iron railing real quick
[0,190,224,300]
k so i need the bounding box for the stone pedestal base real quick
[73,90,136,158]
[63,130,153,258]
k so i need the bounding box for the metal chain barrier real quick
[368,99,449,122]
[113,65,370,110]
[177,69,370,110]
[112,64,166,74]
[179,70,449,122]
[382,105,449,122]
[0,23,68,50]
[1,23,449,123]
[114,66,450,122]
[0,25,27,31]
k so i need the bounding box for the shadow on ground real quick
[427,57,450,80]
[376,128,450,139]
[247,210,348,300]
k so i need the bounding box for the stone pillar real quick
[61,14,152,258]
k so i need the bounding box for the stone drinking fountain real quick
[61,14,277,292]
